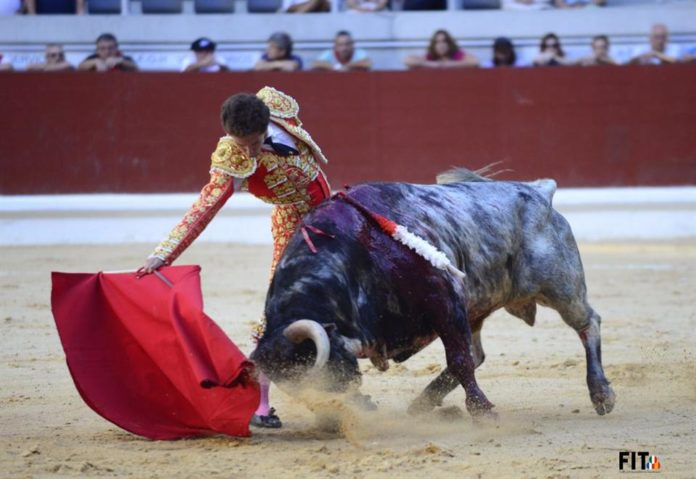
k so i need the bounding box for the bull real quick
[251,169,616,419]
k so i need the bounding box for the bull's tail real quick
[436,163,508,184]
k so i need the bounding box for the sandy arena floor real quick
[1,242,695,478]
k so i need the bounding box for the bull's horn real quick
[283,319,330,371]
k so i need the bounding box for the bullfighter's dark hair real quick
[220,93,270,137]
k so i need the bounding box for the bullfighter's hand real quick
[138,257,165,276]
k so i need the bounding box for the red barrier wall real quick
[1,67,695,194]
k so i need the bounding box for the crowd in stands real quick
[1,23,695,72]
[0,0,668,14]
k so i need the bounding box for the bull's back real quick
[346,180,567,315]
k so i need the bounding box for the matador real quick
[141,86,331,429]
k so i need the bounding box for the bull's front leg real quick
[434,308,495,418]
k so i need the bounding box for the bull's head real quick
[251,319,361,393]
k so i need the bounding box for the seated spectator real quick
[27,44,74,71]
[402,0,445,10]
[0,0,21,15]
[501,0,551,10]
[532,33,570,67]
[281,0,330,12]
[576,35,617,66]
[345,0,388,12]
[553,0,604,8]
[78,33,138,72]
[312,31,372,72]
[484,37,518,67]
[181,37,228,72]
[682,46,696,64]
[404,29,479,69]
[0,53,13,71]
[25,0,85,14]
[628,24,680,65]
[253,32,303,72]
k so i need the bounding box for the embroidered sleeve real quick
[151,171,234,264]
[210,137,257,178]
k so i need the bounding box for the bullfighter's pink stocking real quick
[255,372,271,416]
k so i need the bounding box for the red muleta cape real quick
[50,265,260,440]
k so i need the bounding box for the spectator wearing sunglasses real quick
[27,44,74,71]
[532,33,571,67]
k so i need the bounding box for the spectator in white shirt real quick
[628,24,680,65]
[312,31,372,72]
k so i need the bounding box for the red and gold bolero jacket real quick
[151,86,330,264]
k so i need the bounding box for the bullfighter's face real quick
[229,131,265,159]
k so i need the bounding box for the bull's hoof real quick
[590,385,616,416]
[465,396,496,418]
[347,392,378,411]
[407,394,440,416]
[472,408,499,424]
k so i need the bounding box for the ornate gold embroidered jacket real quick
[152,86,330,265]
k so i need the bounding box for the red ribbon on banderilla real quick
[301,192,466,279]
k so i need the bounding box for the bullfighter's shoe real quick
[250,408,282,428]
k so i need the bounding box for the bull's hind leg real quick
[552,298,616,415]
[408,328,486,415]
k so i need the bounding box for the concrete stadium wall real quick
[1,3,696,70]
[1,66,695,194]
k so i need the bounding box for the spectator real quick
[553,0,604,8]
[27,44,74,71]
[78,33,138,72]
[345,0,388,12]
[253,32,303,72]
[0,53,13,71]
[682,46,696,64]
[281,0,330,12]
[628,24,680,65]
[312,31,372,72]
[182,37,228,72]
[485,37,518,67]
[501,0,551,10]
[576,35,617,66]
[404,29,479,69]
[24,0,85,14]
[0,0,21,14]
[402,0,445,10]
[532,33,570,67]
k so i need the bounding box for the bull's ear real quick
[323,323,337,335]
